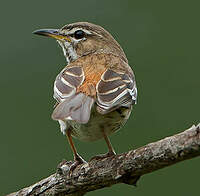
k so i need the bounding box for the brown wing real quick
[52,66,94,124]
[96,68,137,114]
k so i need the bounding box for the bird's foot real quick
[90,151,116,161]
[57,154,87,177]
[69,154,87,177]
[71,154,87,171]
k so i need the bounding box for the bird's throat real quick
[57,40,78,63]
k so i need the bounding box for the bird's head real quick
[33,22,127,63]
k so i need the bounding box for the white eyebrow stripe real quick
[67,28,92,35]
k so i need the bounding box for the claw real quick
[69,154,87,177]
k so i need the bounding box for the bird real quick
[33,22,137,171]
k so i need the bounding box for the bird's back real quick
[52,52,137,141]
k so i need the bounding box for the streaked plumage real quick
[34,22,137,169]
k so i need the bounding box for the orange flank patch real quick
[77,65,106,97]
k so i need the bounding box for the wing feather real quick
[52,66,94,123]
[96,68,137,114]
[53,66,84,101]
[52,62,137,122]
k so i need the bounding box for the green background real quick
[1,0,199,195]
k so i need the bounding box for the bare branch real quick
[7,123,200,196]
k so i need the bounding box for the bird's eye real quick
[74,30,85,39]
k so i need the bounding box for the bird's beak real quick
[33,29,71,42]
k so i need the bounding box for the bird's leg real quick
[90,129,116,161]
[66,128,87,173]
[102,130,116,156]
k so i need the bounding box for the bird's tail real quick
[52,93,94,124]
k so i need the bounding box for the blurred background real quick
[0,0,199,195]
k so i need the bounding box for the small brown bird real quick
[33,22,137,170]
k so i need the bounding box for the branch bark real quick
[7,123,200,196]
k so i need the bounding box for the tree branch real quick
[7,123,200,196]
